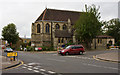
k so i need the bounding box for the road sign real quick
[7,52,18,57]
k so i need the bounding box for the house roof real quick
[96,35,113,39]
[36,8,82,24]
[55,30,72,38]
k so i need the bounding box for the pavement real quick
[0,56,21,70]
[95,51,119,63]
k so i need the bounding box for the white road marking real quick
[28,63,40,65]
[23,64,27,66]
[27,68,33,71]
[22,67,27,68]
[83,63,119,70]
[47,58,66,62]
[33,67,39,69]
[33,70,39,73]
[40,69,46,71]
[28,66,32,68]
[48,71,56,74]
[41,72,45,74]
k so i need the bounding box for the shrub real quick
[40,46,56,51]
[47,46,54,51]
[40,46,47,51]
[26,46,34,51]
[115,40,120,46]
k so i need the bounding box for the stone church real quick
[31,8,82,49]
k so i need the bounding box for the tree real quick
[74,4,102,49]
[104,18,120,43]
[2,23,19,44]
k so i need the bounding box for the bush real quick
[40,46,56,51]
[106,43,111,49]
[40,46,47,51]
[16,48,20,51]
[115,40,120,46]
[26,46,34,51]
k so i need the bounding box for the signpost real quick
[7,52,18,57]
[7,52,18,61]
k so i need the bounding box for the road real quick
[2,50,119,75]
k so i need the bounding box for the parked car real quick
[58,45,85,55]
[35,47,42,51]
[0,45,6,49]
[4,47,13,52]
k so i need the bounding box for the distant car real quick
[4,48,13,52]
[35,47,42,51]
[0,45,6,49]
[109,45,119,49]
[38,47,42,51]
[58,45,85,55]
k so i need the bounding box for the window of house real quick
[55,24,60,29]
[58,38,60,43]
[61,38,64,43]
[37,24,40,33]
[100,39,102,44]
[46,23,50,33]
[98,39,102,44]
[63,24,67,30]
[98,39,99,43]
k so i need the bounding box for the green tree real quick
[2,23,19,44]
[74,4,102,49]
[105,18,120,43]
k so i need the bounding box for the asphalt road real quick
[2,50,119,75]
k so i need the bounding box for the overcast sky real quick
[0,0,119,38]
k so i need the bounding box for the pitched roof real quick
[55,30,72,38]
[36,8,82,24]
[96,35,113,38]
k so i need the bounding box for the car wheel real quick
[65,52,69,55]
[79,51,83,55]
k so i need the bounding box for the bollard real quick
[10,58,13,61]
[13,56,15,61]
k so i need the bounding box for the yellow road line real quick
[3,61,24,71]
[93,56,118,63]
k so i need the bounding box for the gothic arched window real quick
[37,24,40,33]
[46,23,50,33]
[63,24,67,30]
[55,24,60,29]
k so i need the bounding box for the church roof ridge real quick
[36,8,83,24]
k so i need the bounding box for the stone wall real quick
[91,38,115,49]
[31,20,73,48]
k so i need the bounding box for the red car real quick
[58,45,85,55]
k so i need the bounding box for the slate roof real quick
[36,8,82,24]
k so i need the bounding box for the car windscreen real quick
[65,46,71,49]
[6,48,12,50]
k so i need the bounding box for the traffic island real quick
[1,56,23,70]
[94,52,120,63]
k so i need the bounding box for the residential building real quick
[91,35,115,49]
